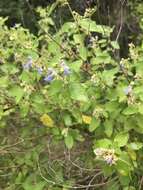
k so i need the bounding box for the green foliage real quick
[1,2,143,189]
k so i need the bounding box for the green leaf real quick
[79,46,87,61]
[102,68,118,86]
[9,85,25,103]
[104,119,113,137]
[128,142,143,150]
[89,117,100,132]
[73,34,84,45]
[31,93,47,114]
[119,175,130,187]
[64,134,74,149]
[49,80,63,95]
[123,105,138,115]
[70,60,83,72]
[114,133,129,147]
[59,22,76,33]
[0,76,9,87]
[20,101,29,117]
[116,152,132,176]
[69,83,88,102]
[71,108,82,123]
[63,113,72,126]
[110,41,120,49]
[94,138,112,148]
[22,181,45,190]
[138,104,143,114]
[79,18,112,36]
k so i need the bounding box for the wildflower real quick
[37,67,43,75]
[44,68,56,83]
[60,60,71,76]
[40,114,54,127]
[22,56,33,70]
[44,74,54,82]
[63,65,70,75]
[94,148,118,166]
[124,85,132,95]
[119,63,124,70]
[104,155,117,165]
[94,148,104,156]
[91,74,96,83]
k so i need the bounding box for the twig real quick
[139,176,143,190]
[86,171,103,190]
[68,150,100,172]
[115,3,123,42]
[37,154,118,189]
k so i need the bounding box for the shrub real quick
[1,3,143,189]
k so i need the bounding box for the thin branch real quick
[37,155,118,189]
[115,3,124,42]
[86,171,103,190]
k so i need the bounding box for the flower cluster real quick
[22,57,71,83]
[44,68,57,83]
[129,43,138,61]
[94,148,118,166]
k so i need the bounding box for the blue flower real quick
[22,56,33,70]
[43,68,56,83]
[60,60,71,76]
[124,85,132,95]
[105,157,113,165]
[44,74,54,82]
[63,65,70,75]
[37,67,43,75]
